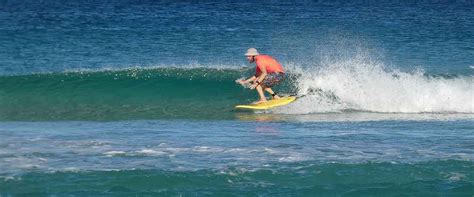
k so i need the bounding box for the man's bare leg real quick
[264,87,280,99]
[253,85,267,104]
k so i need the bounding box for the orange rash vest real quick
[255,55,284,76]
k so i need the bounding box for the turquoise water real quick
[1,120,473,195]
[1,1,473,196]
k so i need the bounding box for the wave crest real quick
[278,56,473,114]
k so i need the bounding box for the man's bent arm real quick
[243,76,257,84]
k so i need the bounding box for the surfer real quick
[237,48,285,104]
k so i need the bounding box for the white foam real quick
[103,151,127,157]
[134,149,166,156]
[1,176,21,181]
[445,172,466,182]
[278,55,474,114]
[62,62,247,74]
[278,152,308,162]
[192,146,213,152]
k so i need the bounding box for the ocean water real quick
[1,1,473,196]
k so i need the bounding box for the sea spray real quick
[276,55,473,114]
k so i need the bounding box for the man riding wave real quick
[237,48,285,104]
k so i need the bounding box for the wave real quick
[274,56,473,114]
[0,67,272,121]
[0,61,472,121]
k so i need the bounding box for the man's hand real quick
[236,78,245,85]
[249,82,258,89]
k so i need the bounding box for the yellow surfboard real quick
[235,96,296,110]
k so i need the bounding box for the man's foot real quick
[272,95,281,100]
[252,100,267,104]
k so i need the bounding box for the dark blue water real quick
[1,1,473,75]
[0,1,473,196]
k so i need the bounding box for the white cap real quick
[244,48,259,56]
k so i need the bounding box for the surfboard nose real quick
[235,96,296,110]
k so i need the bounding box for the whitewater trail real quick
[275,56,473,114]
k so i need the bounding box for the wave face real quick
[0,61,472,121]
[0,67,262,120]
